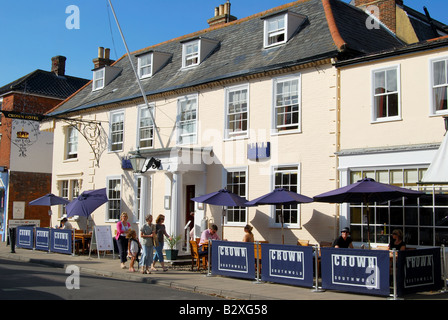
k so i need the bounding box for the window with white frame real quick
[138,53,152,79]
[107,177,121,220]
[225,169,247,224]
[138,105,154,149]
[225,85,249,139]
[431,57,448,114]
[177,94,197,145]
[264,14,286,47]
[182,40,199,68]
[273,75,301,133]
[93,68,105,91]
[66,126,78,159]
[110,111,124,152]
[273,166,299,225]
[59,179,80,217]
[372,66,400,121]
[61,180,69,201]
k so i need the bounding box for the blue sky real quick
[0,0,446,86]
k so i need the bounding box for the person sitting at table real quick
[59,218,72,230]
[333,227,353,248]
[388,229,406,251]
[199,224,220,256]
[242,224,254,242]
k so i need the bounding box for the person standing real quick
[140,214,156,274]
[127,229,141,272]
[116,212,131,269]
[152,214,171,272]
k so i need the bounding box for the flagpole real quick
[107,0,164,149]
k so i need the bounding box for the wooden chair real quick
[254,243,262,273]
[297,240,310,246]
[190,240,207,271]
[319,241,333,248]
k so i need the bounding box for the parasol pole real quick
[281,205,285,245]
[365,194,371,250]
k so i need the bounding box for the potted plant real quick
[165,235,182,260]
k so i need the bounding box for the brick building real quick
[0,56,88,240]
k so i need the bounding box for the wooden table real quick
[75,233,92,254]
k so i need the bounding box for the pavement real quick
[1,242,447,301]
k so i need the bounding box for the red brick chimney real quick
[51,55,66,76]
[92,47,114,69]
[207,1,237,27]
[354,0,404,33]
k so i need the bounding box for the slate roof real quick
[49,0,404,116]
[0,69,89,100]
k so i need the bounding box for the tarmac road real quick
[0,258,223,301]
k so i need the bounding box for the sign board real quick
[50,229,73,255]
[211,240,255,280]
[13,202,25,219]
[90,226,114,259]
[16,226,34,249]
[35,228,50,251]
[396,248,443,296]
[261,244,314,287]
[321,248,390,297]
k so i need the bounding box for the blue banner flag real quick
[261,244,314,287]
[321,248,390,297]
[211,241,255,280]
[35,228,50,251]
[396,248,443,296]
[16,226,34,249]
[50,229,73,254]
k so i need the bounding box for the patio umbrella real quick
[191,189,251,239]
[313,178,424,248]
[66,188,108,218]
[29,193,70,228]
[245,188,314,244]
[29,193,70,206]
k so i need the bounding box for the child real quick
[126,229,141,272]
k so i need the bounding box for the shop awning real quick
[421,132,448,183]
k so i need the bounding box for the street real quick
[0,259,223,300]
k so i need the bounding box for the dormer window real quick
[266,15,286,47]
[136,51,171,79]
[181,37,219,69]
[183,40,200,68]
[138,53,152,79]
[92,65,121,91]
[93,68,105,91]
[263,11,307,48]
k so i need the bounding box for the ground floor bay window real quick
[348,168,448,247]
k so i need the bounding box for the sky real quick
[0,0,446,86]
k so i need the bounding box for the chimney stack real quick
[93,47,114,69]
[51,55,66,76]
[207,1,237,27]
[354,0,403,33]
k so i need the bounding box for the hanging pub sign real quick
[211,240,255,280]
[35,227,50,251]
[396,248,443,296]
[50,229,73,255]
[0,110,46,122]
[16,226,34,249]
[321,248,390,297]
[261,244,314,287]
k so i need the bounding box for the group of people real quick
[332,227,406,251]
[116,209,406,273]
[115,212,171,273]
